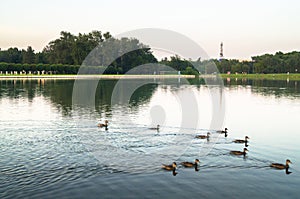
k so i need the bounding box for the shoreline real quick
[1,73,300,81]
[0,74,195,80]
[220,73,300,81]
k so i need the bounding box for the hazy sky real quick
[1,0,300,60]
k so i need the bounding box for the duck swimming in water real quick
[162,162,177,170]
[149,124,160,131]
[233,136,250,143]
[162,162,177,175]
[270,159,292,170]
[217,128,228,134]
[98,120,108,128]
[230,148,248,156]
[181,159,200,168]
[195,132,210,139]
[181,159,200,171]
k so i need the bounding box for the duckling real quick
[149,124,160,131]
[230,148,248,156]
[270,159,292,170]
[195,132,210,139]
[98,120,108,128]
[181,159,200,167]
[162,162,177,171]
[233,136,250,143]
[217,128,228,134]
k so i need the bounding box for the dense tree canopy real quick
[0,30,158,74]
[252,51,300,73]
[43,30,111,65]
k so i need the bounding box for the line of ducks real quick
[162,128,292,175]
[97,122,292,174]
[162,158,292,176]
[195,128,230,139]
[162,159,201,176]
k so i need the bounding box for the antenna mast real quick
[219,42,224,60]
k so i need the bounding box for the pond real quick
[0,77,299,198]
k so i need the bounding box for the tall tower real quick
[219,42,224,60]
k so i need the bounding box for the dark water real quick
[0,78,299,198]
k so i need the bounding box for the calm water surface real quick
[0,78,299,198]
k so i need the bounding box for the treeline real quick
[0,30,158,74]
[0,31,112,65]
[0,30,300,74]
[161,51,300,74]
[212,51,300,74]
[252,51,300,73]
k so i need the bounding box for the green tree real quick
[44,31,75,64]
[22,46,35,64]
[0,47,22,63]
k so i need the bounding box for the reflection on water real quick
[0,78,299,198]
[1,78,299,114]
[224,78,300,98]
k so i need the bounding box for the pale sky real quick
[1,0,300,60]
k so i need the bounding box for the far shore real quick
[221,73,300,81]
[1,73,300,81]
[0,74,195,80]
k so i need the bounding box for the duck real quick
[230,148,248,156]
[217,128,228,134]
[149,124,160,131]
[181,159,200,170]
[195,132,210,139]
[162,162,177,171]
[270,159,292,170]
[233,136,250,143]
[97,120,108,128]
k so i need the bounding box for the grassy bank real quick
[221,73,300,81]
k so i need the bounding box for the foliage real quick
[0,31,157,74]
[1,30,300,74]
[252,51,300,73]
